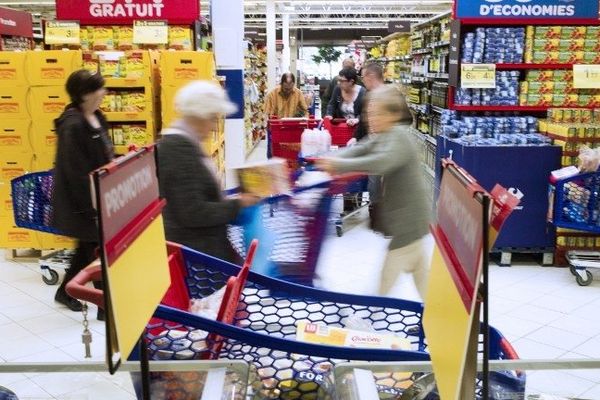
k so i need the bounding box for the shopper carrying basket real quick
[157,81,260,263]
[316,85,432,301]
[51,70,113,315]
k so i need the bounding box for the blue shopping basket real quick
[11,171,60,234]
[550,170,600,233]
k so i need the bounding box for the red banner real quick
[56,0,200,25]
[0,7,33,38]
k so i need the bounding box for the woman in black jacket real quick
[325,67,367,141]
[51,70,113,313]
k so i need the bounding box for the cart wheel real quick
[42,269,59,285]
[569,266,578,276]
[575,270,593,286]
[336,225,343,237]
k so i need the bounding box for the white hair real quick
[175,80,237,119]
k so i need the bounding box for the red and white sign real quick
[0,7,33,38]
[56,0,200,25]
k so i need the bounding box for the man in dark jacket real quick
[52,70,113,313]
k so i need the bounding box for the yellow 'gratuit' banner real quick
[423,245,476,400]
[107,215,170,359]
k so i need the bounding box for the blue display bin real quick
[435,136,562,250]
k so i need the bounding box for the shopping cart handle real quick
[65,263,104,309]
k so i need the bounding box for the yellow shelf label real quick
[573,64,600,89]
[133,20,168,45]
[45,21,80,45]
[460,63,496,89]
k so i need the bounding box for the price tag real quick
[573,64,600,89]
[460,64,496,89]
[133,20,168,45]
[45,21,80,45]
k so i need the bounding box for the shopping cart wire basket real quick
[11,170,60,234]
[551,170,600,233]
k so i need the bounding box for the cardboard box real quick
[26,50,82,86]
[527,81,555,94]
[0,193,13,218]
[160,51,216,85]
[535,26,561,39]
[28,86,70,122]
[0,154,33,186]
[527,70,554,81]
[0,87,29,119]
[0,120,32,153]
[527,94,553,107]
[561,26,586,39]
[30,120,57,156]
[0,51,28,87]
[33,152,56,172]
[0,216,41,248]
[39,232,76,249]
[234,158,290,198]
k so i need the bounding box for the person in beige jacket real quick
[316,85,432,300]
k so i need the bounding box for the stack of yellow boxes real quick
[0,51,39,250]
[159,51,226,180]
[27,50,82,250]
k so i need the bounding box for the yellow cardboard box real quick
[0,192,13,218]
[0,87,29,119]
[160,51,216,85]
[28,86,70,122]
[0,120,32,153]
[26,50,82,86]
[0,154,33,186]
[33,152,55,172]
[0,51,28,87]
[30,120,58,156]
[39,232,76,250]
[0,215,41,248]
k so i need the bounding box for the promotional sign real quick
[45,21,80,45]
[0,6,33,38]
[93,147,170,372]
[56,0,200,25]
[573,64,600,89]
[388,21,411,33]
[133,20,168,44]
[461,64,496,89]
[456,0,599,20]
[448,20,462,87]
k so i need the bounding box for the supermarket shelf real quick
[495,63,574,70]
[104,77,152,88]
[432,40,451,48]
[451,105,596,112]
[431,105,448,114]
[411,48,433,56]
[411,76,429,83]
[426,72,449,80]
[105,111,150,121]
[544,132,600,143]
[373,56,410,63]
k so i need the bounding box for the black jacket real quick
[157,132,241,262]
[51,106,114,241]
[326,85,368,141]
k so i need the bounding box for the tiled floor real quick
[1,141,599,399]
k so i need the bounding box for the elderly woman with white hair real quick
[316,85,432,301]
[157,81,259,262]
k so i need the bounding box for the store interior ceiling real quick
[0,0,453,45]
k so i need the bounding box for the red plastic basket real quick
[269,118,319,166]
[323,118,357,146]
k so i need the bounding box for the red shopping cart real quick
[67,241,525,400]
[323,117,357,147]
[269,118,320,168]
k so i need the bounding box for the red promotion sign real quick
[0,7,33,38]
[56,0,200,25]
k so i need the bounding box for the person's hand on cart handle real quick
[324,115,333,120]
[346,118,359,127]
[346,137,357,146]
[239,193,262,207]
[314,158,337,175]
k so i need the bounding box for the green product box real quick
[527,70,554,81]
[584,39,600,52]
[586,26,600,39]
[535,26,561,39]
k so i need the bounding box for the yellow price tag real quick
[460,63,496,89]
[45,21,80,45]
[573,64,600,89]
[133,20,168,45]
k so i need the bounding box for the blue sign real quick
[456,0,599,19]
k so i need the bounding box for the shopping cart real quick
[11,171,73,285]
[322,117,357,147]
[228,172,366,287]
[68,242,526,400]
[268,118,320,167]
[550,170,600,286]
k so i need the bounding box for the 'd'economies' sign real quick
[56,0,200,25]
[456,0,599,20]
